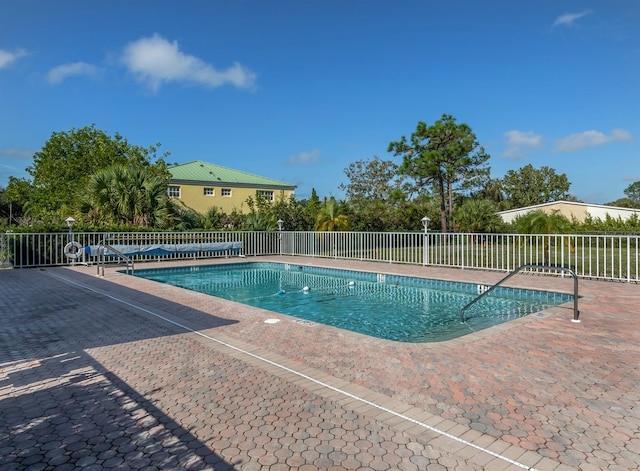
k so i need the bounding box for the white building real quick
[498,201,640,224]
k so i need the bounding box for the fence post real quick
[461,233,465,270]
[627,236,631,283]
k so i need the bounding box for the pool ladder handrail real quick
[460,264,580,324]
[96,242,134,276]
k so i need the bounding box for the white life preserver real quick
[64,241,83,260]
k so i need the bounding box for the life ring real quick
[64,241,83,260]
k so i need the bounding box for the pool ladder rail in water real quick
[459,264,580,324]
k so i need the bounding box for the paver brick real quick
[2,261,639,470]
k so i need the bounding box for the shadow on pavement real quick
[0,268,239,470]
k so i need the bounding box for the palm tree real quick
[244,213,276,231]
[84,164,171,228]
[514,210,575,264]
[314,197,349,231]
[453,199,503,233]
[479,179,504,205]
[200,206,223,230]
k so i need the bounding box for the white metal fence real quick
[2,230,638,283]
[1,231,278,268]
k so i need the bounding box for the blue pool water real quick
[131,262,573,342]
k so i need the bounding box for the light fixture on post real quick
[65,217,76,244]
[421,216,430,266]
[277,219,284,256]
[65,216,75,231]
[64,216,78,265]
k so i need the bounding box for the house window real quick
[261,190,274,201]
[167,186,181,198]
[204,187,214,196]
[221,188,232,197]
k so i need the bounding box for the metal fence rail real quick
[2,231,278,269]
[2,230,638,283]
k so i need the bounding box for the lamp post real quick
[65,217,75,239]
[65,216,76,265]
[277,219,283,256]
[421,216,430,266]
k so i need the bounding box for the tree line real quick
[1,118,639,234]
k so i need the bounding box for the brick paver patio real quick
[1,256,638,470]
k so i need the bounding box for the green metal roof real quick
[168,160,296,189]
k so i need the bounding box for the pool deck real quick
[1,256,639,470]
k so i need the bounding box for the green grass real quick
[325,241,638,280]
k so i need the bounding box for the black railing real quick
[460,264,580,323]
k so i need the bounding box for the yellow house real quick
[167,160,296,214]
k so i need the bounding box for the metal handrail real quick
[96,243,134,276]
[460,264,580,323]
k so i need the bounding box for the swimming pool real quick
[132,262,573,342]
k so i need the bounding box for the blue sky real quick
[1,1,638,204]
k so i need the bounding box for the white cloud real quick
[0,48,28,69]
[286,150,321,165]
[46,62,100,84]
[554,129,633,152]
[502,130,544,160]
[0,148,33,159]
[121,34,256,92]
[552,11,592,28]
